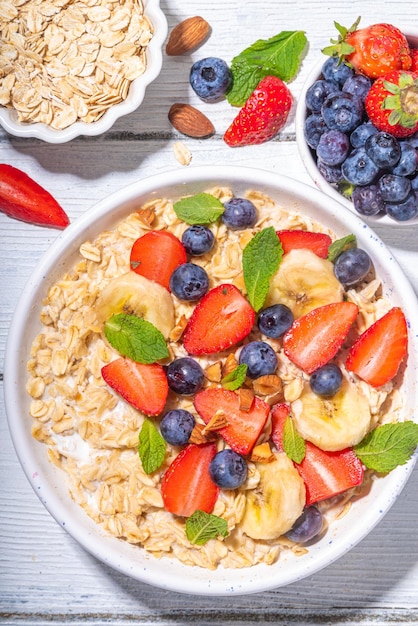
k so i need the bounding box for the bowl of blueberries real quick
[295,25,418,224]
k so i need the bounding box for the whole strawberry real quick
[223,75,292,147]
[365,70,418,138]
[322,17,412,79]
[411,49,418,73]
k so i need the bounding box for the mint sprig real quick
[327,234,356,263]
[104,313,169,363]
[221,363,248,390]
[283,416,306,464]
[227,30,307,106]
[242,226,282,312]
[185,510,229,545]
[354,422,418,473]
[173,193,225,224]
[138,418,166,474]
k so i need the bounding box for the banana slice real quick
[95,271,175,339]
[291,376,372,451]
[265,249,344,318]
[240,452,305,541]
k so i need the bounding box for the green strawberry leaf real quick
[173,193,225,224]
[227,30,307,106]
[221,363,248,390]
[185,510,229,545]
[242,226,282,312]
[354,422,418,473]
[104,313,169,363]
[327,234,356,263]
[138,418,166,474]
[283,416,306,464]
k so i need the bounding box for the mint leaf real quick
[173,193,224,224]
[354,422,418,473]
[227,30,307,106]
[242,226,282,312]
[221,364,248,390]
[138,418,166,474]
[104,313,169,363]
[327,234,356,263]
[283,416,306,464]
[185,510,229,545]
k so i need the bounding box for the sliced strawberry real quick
[161,443,219,517]
[101,357,168,416]
[270,403,291,452]
[183,283,255,355]
[346,307,408,387]
[130,230,187,291]
[224,75,293,147]
[276,230,332,259]
[194,387,270,455]
[283,301,359,374]
[296,442,364,506]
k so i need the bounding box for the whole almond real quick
[166,16,211,56]
[168,103,215,138]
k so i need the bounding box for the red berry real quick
[130,230,187,291]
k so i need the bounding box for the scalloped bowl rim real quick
[4,166,418,595]
[295,28,418,226]
[0,0,167,143]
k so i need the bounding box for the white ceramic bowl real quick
[295,29,418,226]
[0,0,167,143]
[4,166,418,595]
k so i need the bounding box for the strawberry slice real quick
[283,301,359,374]
[224,75,293,147]
[183,284,255,355]
[270,403,291,452]
[194,387,270,455]
[130,231,187,291]
[101,357,168,416]
[161,443,219,517]
[346,307,408,387]
[296,442,364,506]
[276,230,332,259]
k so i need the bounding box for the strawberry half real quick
[223,75,293,147]
[296,442,364,506]
[130,230,187,291]
[194,387,270,455]
[101,358,168,416]
[183,283,255,355]
[161,443,219,517]
[323,19,412,79]
[277,229,332,259]
[283,301,359,374]
[365,70,418,138]
[270,402,291,452]
[346,307,408,387]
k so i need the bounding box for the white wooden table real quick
[1,1,417,624]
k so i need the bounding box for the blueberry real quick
[182,225,215,256]
[321,57,354,88]
[257,304,294,338]
[285,506,323,543]
[385,192,418,222]
[222,197,257,230]
[166,357,204,395]
[316,129,350,165]
[304,113,328,149]
[160,409,195,446]
[169,262,209,301]
[341,148,380,186]
[209,449,248,490]
[309,363,343,397]
[391,142,417,177]
[365,132,401,169]
[411,174,418,192]
[317,160,343,184]
[334,248,372,287]
[352,184,385,216]
[407,132,418,149]
[378,174,411,203]
[321,92,364,134]
[306,80,339,113]
[342,73,372,102]
[239,341,278,379]
[189,57,232,102]
[350,122,378,149]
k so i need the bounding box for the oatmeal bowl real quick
[0,0,167,143]
[4,166,418,595]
